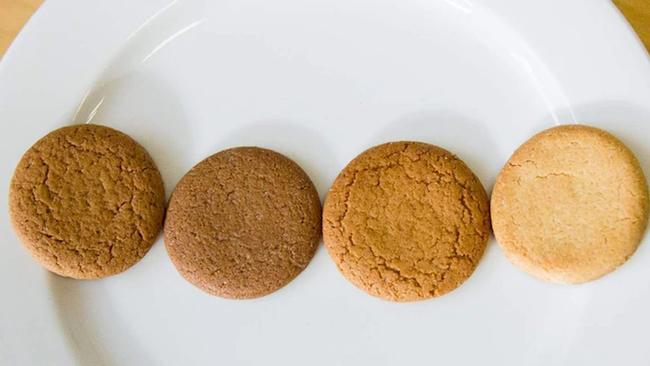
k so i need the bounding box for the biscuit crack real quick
[325,143,489,300]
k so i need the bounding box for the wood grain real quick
[0,1,648,55]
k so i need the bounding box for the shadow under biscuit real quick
[47,274,156,366]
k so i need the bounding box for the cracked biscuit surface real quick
[323,141,490,301]
[9,124,165,279]
[164,147,322,299]
[491,124,649,284]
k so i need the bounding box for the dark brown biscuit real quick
[323,141,490,302]
[9,124,166,279]
[164,147,322,299]
[491,124,649,284]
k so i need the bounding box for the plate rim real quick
[1,0,650,364]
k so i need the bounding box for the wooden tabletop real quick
[0,0,649,55]
[0,0,42,55]
[615,0,650,50]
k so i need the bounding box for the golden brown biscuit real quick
[323,142,490,302]
[9,124,166,279]
[164,147,321,299]
[491,124,649,284]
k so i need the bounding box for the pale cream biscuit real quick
[491,124,649,284]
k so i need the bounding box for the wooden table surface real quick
[0,0,649,55]
[0,0,42,55]
[615,0,650,50]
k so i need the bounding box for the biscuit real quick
[164,147,321,299]
[322,142,490,302]
[491,124,649,284]
[9,124,166,279]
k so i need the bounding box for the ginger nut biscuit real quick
[164,147,322,299]
[9,124,166,279]
[323,141,490,301]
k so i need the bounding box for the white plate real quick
[2,0,650,365]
